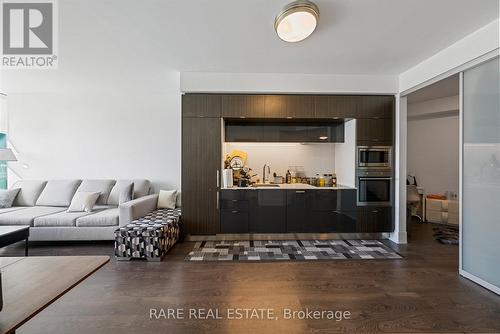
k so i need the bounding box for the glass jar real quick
[318,175,326,187]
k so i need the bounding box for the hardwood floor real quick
[1,222,499,334]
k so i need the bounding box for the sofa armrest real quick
[119,194,159,226]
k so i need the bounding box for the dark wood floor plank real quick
[0,223,498,333]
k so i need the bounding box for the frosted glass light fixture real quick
[275,1,319,43]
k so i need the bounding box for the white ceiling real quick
[407,74,460,103]
[61,0,499,75]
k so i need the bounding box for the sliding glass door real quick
[460,57,500,293]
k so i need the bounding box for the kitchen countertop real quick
[224,184,357,190]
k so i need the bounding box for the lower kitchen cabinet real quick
[286,190,312,232]
[309,210,358,232]
[356,207,393,233]
[287,189,357,233]
[220,210,249,233]
[249,190,286,233]
[221,189,392,233]
[220,189,286,233]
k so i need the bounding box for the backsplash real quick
[223,142,336,180]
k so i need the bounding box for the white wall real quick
[399,19,499,92]
[223,142,336,182]
[407,116,459,195]
[407,96,459,195]
[407,95,460,195]
[1,1,182,191]
[181,72,398,94]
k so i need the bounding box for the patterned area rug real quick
[185,240,402,261]
[433,225,459,245]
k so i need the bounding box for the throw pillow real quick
[119,183,134,204]
[157,190,177,209]
[67,192,100,212]
[0,189,20,208]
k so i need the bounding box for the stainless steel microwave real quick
[357,146,392,169]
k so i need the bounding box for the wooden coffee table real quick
[0,256,109,334]
[0,226,29,256]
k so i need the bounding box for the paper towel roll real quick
[222,169,233,188]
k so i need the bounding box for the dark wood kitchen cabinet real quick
[286,189,357,233]
[182,94,221,118]
[222,95,266,118]
[356,118,393,145]
[220,190,250,233]
[314,95,359,119]
[221,190,286,233]
[356,95,394,145]
[358,95,394,119]
[249,190,286,233]
[286,190,312,232]
[225,121,344,143]
[309,190,357,232]
[182,116,221,234]
[356,207,393,233]
[310,211,358,233]
[265,95,315,118]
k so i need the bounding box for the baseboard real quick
[389,231,407,244]
[186,233,390,241]
[460,269,500,295]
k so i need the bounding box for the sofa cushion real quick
[108,179,149,204]
[11,180,47,207]
[76,208,119,227]
[131,180,151,199]
[36,180,82,207]
[33,210,96,227]
[0,206,66,226]
[67,192,100,212]
[0,207,27,215]
[157,190,177,209]
[0,188,20,208]
[107,181,133,205]
[76,179,116,205]
[93,204,117,210]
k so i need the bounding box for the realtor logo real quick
[1,0,58,68]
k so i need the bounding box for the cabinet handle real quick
[232,210,239,214]
[216,191,219,209]
[232,199,238,202]
[216,170,220,187]
[371,210,379,213]
[295,190,305,194]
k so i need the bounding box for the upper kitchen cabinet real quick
[357,95,394,119]
[225,120,345,143]
[314,95,359,119]
[356,118,393,145]
[222,95,266,118]
[182,94,221,118]
[265,95,315,118]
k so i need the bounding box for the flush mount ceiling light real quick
[274,0,319,43]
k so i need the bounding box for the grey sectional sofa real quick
[0,179,160,241]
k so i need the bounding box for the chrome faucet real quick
[263,164,271,184]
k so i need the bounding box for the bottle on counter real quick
[332,173,337,187]
[324,174,333,187]
[318,175,326,187]
[285,170,292,184]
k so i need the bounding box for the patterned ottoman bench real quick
[114,208,181,261]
